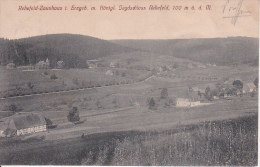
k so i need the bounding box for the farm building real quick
[0,113,47,137]
[87,60,100,68]
[176,87,202,107]
[17,65,33,70]
[36,58,50,69]
[105,70,113,76]
[109,62,115,68]
[57,61,65,69]
[243,83,256,93]
[6,62,16,69]
[36,61,45,69]
[176,98,201,107]
[198,64,206,68]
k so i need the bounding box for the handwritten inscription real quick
[18,5,212,12]
[222,0,251,25]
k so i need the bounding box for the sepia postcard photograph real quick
[0,0,259,166]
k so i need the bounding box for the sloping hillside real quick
[0,34,135,68]
[110,37,259,66]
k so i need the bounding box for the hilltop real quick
[0,34,135,68]
[110,37,259,66]
[0,35,258,68]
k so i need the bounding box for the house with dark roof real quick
[0,113,47,137]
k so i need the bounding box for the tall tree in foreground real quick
[148,97,156,110]
[161,88,168,99]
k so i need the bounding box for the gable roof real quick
[243,82,256,91]
[6,63,15,66]
[36,61,46,66]
[0,113,46,131]
[246,82,256,89]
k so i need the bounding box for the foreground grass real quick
[81,115,257,166]
[0,114,257,165]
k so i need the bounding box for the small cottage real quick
[57,61,65,69]
[105,70,113,76]
[243,82,256,93]
[109,62,115,68]
[6,63,16,69]
[176,98,201,107]
[36,61,46,69]
[36,58,50,69]
[87,60,100,69]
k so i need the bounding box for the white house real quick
[105,70,113,76]
[243,82,256,93]
[109,62,115,68]
[176,98,201,107]
[36,58,50,69]
[87,60,100,68]
[6,63,16,69]
[198,64,206,68]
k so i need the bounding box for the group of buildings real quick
[176,80,257,107]
[6,58,65,70]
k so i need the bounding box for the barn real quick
[0,113,47,137]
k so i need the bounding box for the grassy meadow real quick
[0,114,257,165]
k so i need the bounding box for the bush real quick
[160,88,168,99]
[4,104,23,113]
[73,78,79,85]
[67,107,80,122]
[50,74,58,79]
[148,97,156,110]
[27,82,34,90]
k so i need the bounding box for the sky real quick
[0,0,259,40]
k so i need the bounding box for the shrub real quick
[73,78,79,85]
[160,88,168,99]
[148,97,156,110]
[67,107,80,122]
[121,72,126,77]
[50,74,58,79]
[27,82,34,90]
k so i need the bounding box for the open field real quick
[0,114,257,165]
[0,67,152,99]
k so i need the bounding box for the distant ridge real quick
[110,37,259,66]
[0,35,258,68]
[0,34,135,68]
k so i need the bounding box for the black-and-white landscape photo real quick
[0,0,258,166]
